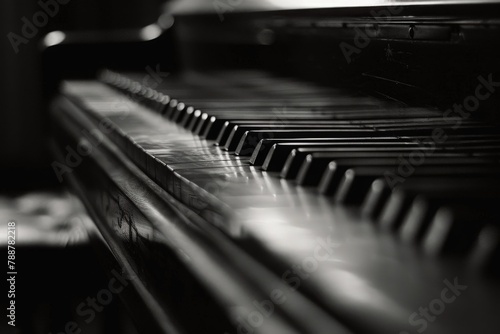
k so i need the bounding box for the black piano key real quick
[214,121,237,147]
[280,149,410,178]
[317,156,443,195]
[156,94,172,116]
[331,165,467,206]
[378,187,418,232]
[359,158,497,220]
[399,195,450,245]
[201,114,348,139]
[333,169,382,205]
[421,205,490,256]
[178,106,198,127]
[222,124,371,151]
[255,134,500,169]
[318,159,398,196]
[340,165,500,210]
[219,118,497,154]
[194,113,215,136]
[248,137,417,162]
[295,142,428,186]
[171,102,187,123]
[191,105,444,120]
[203,115,465,141]
[380,175,500,232]
[321,153,498,197]
[216,121,363,146]
[280,145,466,180]
[233,129,379,153]
[253,132,500,170]
[420,193,500,256]
[469,225,500,275]
[186,109,204,131]
[361,178,393,220]
[163,99,179,119]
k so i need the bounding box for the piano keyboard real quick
[54,69,500,334]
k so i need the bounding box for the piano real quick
[45,1,500,333]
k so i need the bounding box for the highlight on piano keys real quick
[2,1,500,333]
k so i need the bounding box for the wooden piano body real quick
[46,1,500,333]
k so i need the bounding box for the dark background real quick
[0,0,163,189]
[0,2,164,333]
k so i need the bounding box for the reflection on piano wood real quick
[48,2,500,334]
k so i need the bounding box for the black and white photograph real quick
[1,0,500,333]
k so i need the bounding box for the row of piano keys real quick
[100,69,500,265]
[62,68,500,333]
